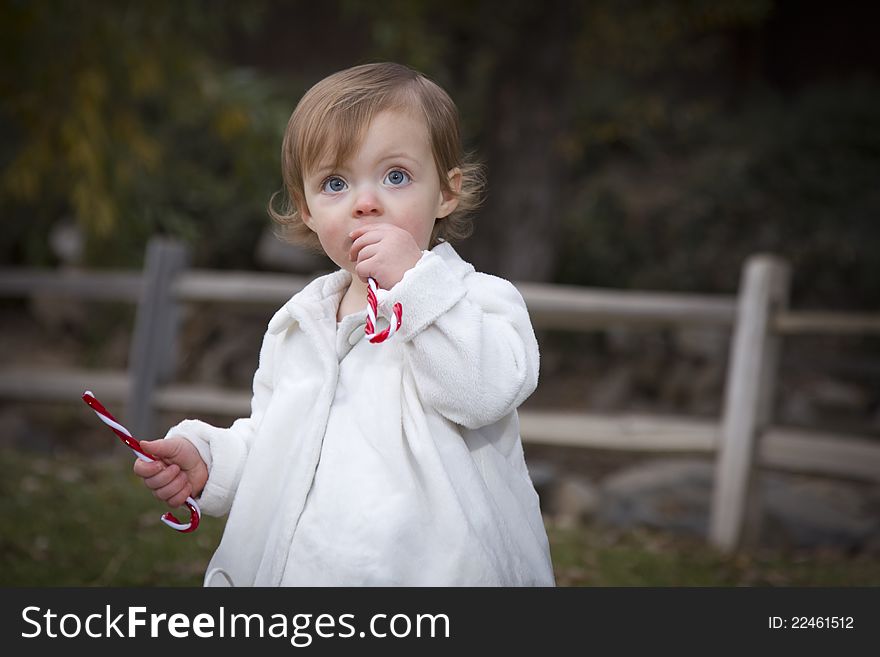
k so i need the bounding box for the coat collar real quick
[267,240,473,336]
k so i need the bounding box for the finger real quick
[349,231,383,261]
[355,257,380,282]
[348,223,389,241]
[354,243,380,264]
[143,464,181,491]
[167,484,193,509]
[138,439,174,460]
[153,472,188,503]
[141,438,193,470]
[133,459,164,478]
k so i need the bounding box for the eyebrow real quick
[310,165,336,179]
[378,152,420,166]
[309,153,421,179]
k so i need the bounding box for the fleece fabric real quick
[164,241,555,586]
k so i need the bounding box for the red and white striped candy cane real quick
[81,390,200,533]
[365,276,402,344]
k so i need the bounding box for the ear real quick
[437,168,462,219]
[299,202,315,231]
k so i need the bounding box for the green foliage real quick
[342,0,774,167]
[0,0,287,268]
[558,80,880,308]
[2,0,877,308]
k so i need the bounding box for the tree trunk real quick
[457,2,577,283]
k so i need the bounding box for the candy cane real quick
[364,276,402,344]
[81,391,200,533]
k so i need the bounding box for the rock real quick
[758,476,879,550]
[599,459,712,536]
[551,475,600,529]
[597,457,880,550]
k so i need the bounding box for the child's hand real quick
[349,223,423,289]
[133,437,208,509]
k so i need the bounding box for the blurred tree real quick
[557,80,880,309]
[0,0,288,268]
[341,0,580,280]
[3,0,878,311]
[342,0,775,282]
[555,1,880,309]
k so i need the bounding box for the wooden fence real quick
[2,237,879,553]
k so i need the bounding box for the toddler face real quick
[300,109,453,274]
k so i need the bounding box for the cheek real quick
[316,223,353,264]
[316,225,348,253]
[401,194,438,222]
[417,193,444,228]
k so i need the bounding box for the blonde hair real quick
[269,62,484,252]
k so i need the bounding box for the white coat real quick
[164,241,555,586]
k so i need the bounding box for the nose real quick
[352,187,382,218]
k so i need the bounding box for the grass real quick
[1,448,877,587]
[547,523,880,586]
[0,448,223,586]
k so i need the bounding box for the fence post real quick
[710,254,790,553]
[127,237,188,439]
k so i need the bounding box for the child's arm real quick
[387,252,539,430]
[148,320,279,516]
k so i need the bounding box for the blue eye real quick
[322,177,347,193]
[384,170,411,186]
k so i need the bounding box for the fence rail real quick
[2,238,879,553]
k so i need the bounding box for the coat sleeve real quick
[161,315,280,516]
[381,250,539,430]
